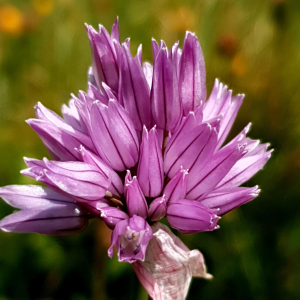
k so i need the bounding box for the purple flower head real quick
[0,18,272,299]
[108,215,153,263]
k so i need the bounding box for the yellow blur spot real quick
[165,7,196,32]
[32,0,54,16]
[231,54,248,77]
[0,5,23,35]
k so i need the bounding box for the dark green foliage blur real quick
[0,0,299,299]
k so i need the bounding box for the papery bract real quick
[132,223,212,300]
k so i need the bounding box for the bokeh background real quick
[0,0,299,299]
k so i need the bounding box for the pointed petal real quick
[164,122,217,179]
[201,186,260,215]
[143,62,153,88]
[78,146,123,195]
[125,172,148,219]
[167,199,220,233]
[44,169,108,201]
[151,47,181,131]
[117,42,151,130]
[100,206,129,229]
[148,195,167,222]
[163,168,188,203]
[111,17,120,44]
[186,143,247,200]
[61,99,85,133]
[179,31,206,115]
[215,149,272,190]
[0,185,73,209]
[0,203,88,236]
[26,119,79,161]
[137,126,164,198]
[90,99,139,171]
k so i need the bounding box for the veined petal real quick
[151,46,181,132]
[44,170,108,201]
[203,79,231,121]
[115,41,151,130]
[125,171,148,219]
[186,143,247,200]
[151,38,159,62]
[137,126,164,198]
[148,195,167,222]
[23,158,111,202]
[0,203,88,236]
[167,199,220,234]
[61,99,86,133]
[201,186,260,215]
[136,44,143,66]
[215,149,272,191]
[164,121,218,179]
[78,145,123,195]
[163,168,188,203]
[203,79,245,149]
[86,24,119,92]
[164,107,203,159]
[0,185,74,209]
[216,94,244,149]
[43,159,108,184]
[26,119,81,161]
[90,99,139,171]
[100,206,129,229]
[179,31,206,115]
[88,83,109,105]
[111,17,120,44]
[35,102,96,152]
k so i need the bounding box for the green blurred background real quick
[0,0,300,299]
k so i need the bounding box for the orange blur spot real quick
[165,7,196,32]
[231,54,247,77]
[0,5,23,35]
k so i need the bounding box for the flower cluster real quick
[0,18,271,299]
